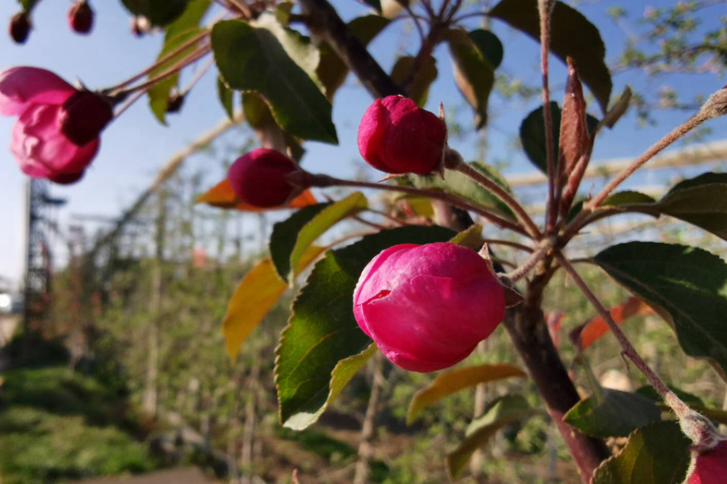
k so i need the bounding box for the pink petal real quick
[0,67,76,116]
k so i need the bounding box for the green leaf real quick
[446,395,542,480]
[271,193,368,284]
[449,224,485,250]
[468,29,504,69]
[17,0,40,13]
[121,0,192,27]
[147,0,210,124]
[446,28,496,129]
[519,102,599,174]
[390,56,438,108]
[270,203,330,282]
[241,92,305,162]
[595,242,727,379]
[591,422,691,484]
[275,226,455,430]
[217,75,235,120]
[635,385,705,407]
[362,0,383,13]
[410,161,515,219]
[600,86,632,130]
[317,15,390,99]
[649,173,727,241]
[602,191,656,207]
[563,389,661,438]
[490,0,612,113]
[212,20,338,144]
[407,364,526,425]
[252,13,322,89]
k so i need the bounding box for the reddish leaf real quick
[571,297,652,350]
[559,58,589,185]
[196,178,317,211]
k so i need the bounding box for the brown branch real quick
[299,0,403,98]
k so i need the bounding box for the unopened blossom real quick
[357,95,446,175]
[353,242,506,372]
[228,148,305,208]
[688,440,727,484]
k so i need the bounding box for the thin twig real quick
[310,174,528,235]
[123,45,211,94]
[505,243,551,282]
[555,251,717,446]
[181,56,215,95]
[447,154,542,239]
[479,238,534,253]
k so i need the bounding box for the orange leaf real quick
[196,178,317,212]
[572,297,652,350]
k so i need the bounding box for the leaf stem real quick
[309,174,528,236]
[445,153,543,239]
[563,88,727,241]
[555,251,719,446]
[121,45,211,95]
[538,0,558,234]
[504,242,552,282]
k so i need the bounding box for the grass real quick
[0,366,158,484]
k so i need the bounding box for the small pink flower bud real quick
[9,12,31,44]
[227,148,306,208]
[68,1,94,35]
[688,440,727,484]
[353,242,506,372]
[58,90,114,146]
[357,95,447,175]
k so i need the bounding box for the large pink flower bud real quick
[9,12,31,44]
[228,148,306,208]
[0,67,108,183]
[353,242,506,372]
[68,1,94,35]
[688,440,727,484]
[357,96,446,175]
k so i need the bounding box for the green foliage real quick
[216,75,235,120]
[563,389,661,438]
[212,20,338,143]
[0,367,156,484]
[591,422,691,484]
[595,242,727,380]
[121,0,193,27]
[490,0,612,112]
[390,56,438,108]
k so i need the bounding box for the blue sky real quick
[1,0,726,285]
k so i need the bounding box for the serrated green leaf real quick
[520,102,599,174]
[490,0,612,113]
[591,422,691,484]
[253,13,322,89]
[212,20,338,144]
[287,193,367,284]
[468,29,503,69]
[446,395,541,480]
[146,0,210,124]
[449,224,485,250]
[270,203,330,283]
[217,75,235,120]
[635,385,705,407]
[563,389,661,438]
[446,28,496,129]
[121,0,191,27]
[650,173,727,241]
[390,56,437,107]
[317,15,390,99]
[407,364,525,425]
[410,161,515,219]
[602,191,656,207]
[275,226,455,430]
[595,242,727,380]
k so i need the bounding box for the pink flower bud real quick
[68,1,94,34]
[227,148,304,208]
[0,67,106,182]
[357,96,446,175]
[353,242,506,372]
[9,12,31,44]
[58,90,114,146]
[688,440,727,484]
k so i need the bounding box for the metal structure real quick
[23,179,66,334]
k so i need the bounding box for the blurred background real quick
[1,0,727,483]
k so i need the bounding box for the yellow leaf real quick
[222,245,325,363]
[407,363,526,425]
[197,178,317,212]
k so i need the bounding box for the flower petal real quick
[0,67,76,116]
